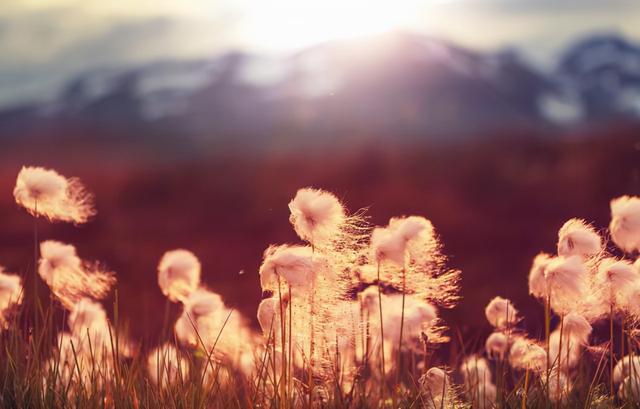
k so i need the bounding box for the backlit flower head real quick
[485,332,509,359]
[371,216,438,267]
[13,166,95,224]
[549,329,582,371]
[548,369,571,403]
[420,367,448,396]
[0,267,23,327]
[528,253,552,298]
[147,344,189,389]
[618,376,640,401]
[460,355,492,385]
[258,245,317,293]
[609,196,640,253]
[613,355,640,384]
[68,298,108,336]
[509,337,547,372]
[157,249,201,303]
[484,296,518,328]
[596,258,639,307]
[174,288,225,347]
[557,218,602,259]
[39,240,116,310]
[288,188,346,245]
[562,312,592,344]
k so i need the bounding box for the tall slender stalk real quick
[276,273,287,408]
[288,284,293,409]
[556,315,565,407]
[521,368,530,409]
[33,199,39,331]
[544,294,551,403]
[609,304,614,398]
[376,261,386,403]
[396,265,407,400]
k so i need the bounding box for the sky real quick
[0,0,639,108]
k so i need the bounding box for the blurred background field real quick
[0,0,639,345]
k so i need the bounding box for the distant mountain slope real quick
[1,32,638,144]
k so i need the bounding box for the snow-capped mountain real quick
[1,32,639,142]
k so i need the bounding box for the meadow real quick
[1,165,639,409]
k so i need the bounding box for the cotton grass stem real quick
[544,294,550,403]
[396,266,406,394]
[610,304,614,398]
[376,261,386,402]
[522,367,530,409]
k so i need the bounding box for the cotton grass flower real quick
[618,376,640,401]
[509,338,547,372]
[147,344,189,389]
[157,249,201,303]
[13,166,95,224]
[460,355,492,386]
[485,332,509,359]
[557,218,602,259]
[288,188,346,246]
[562,312,592,344]
[0,267,23,327]
[484,296,518,329]
[258,245,315,293]
[419,367,448,405]
[528,253,552,298]
[460,356,496,409]
[595,258,639,308]
[613,355,640,384]
[174,288,225,347]
[38,240,116,310]
[419,367,463,409]
[609,195,640,253]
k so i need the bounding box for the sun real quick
[238,0,428,52]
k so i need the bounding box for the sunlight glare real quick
[238,0,428,51]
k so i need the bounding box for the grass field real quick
[1,166,639,408]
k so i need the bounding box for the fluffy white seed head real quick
[548,369,571,403]
[258,245,316,293]
[157,249,201,303]
[388,216,437,265]
[549,329,581,371]
[596,258,639,306]
[610,196,640,253]
[370,226,406,266]
[39,240,116,310]
[484,296,518,328]
[0,268,23,327]
[529,253,552,298]
[485,332,509,359]
[68,298,108,336]
[288,188,346,245]
[545,256,586,298]
[618,376,640,401]
[562,313,592,344]
[257,297,280,337]
[182,288,224,318]
[613,355,640,384]
[0,268,23,313]
[460,355,492,385]
[38,240,82,283]
[147,344,189,389]
[421,367,448,395]
[13,166,95,224]
[371,216,438,267]
[557,218,602,259]
[509,338,547,372]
